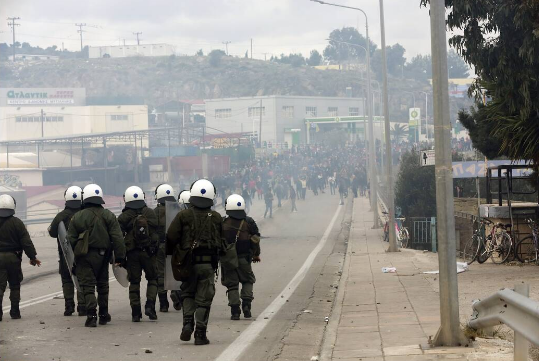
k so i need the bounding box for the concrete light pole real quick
[376,0,398,251]
[429,0,469,347]
[312,0,379,228]
[419,91,429,139]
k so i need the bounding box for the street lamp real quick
[419,91,430,140]
[312,0,379,229]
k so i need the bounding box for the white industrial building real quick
[89,44,175,59]
[0,88,149,142]
[204,95,367,146]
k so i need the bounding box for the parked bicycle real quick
[382,212,410,248]
[463,218,514,264]
[514,218,539,264]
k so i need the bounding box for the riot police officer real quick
[67,184,126,327]
[166,179,226,345]
[48,186,85,316]
[221,194,261,320]
[178,190,191,210]
[117,186,159,322]
[153,184,176,312]
[0,194,41,321]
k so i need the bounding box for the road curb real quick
[319,197,355,361]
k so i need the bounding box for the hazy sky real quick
[2,0,435,61]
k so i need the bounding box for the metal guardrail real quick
[468,284,538,361]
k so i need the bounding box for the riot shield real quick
[112,251,129,287]
[58,221,81,293]
[164,201,182,290]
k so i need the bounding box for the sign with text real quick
[0,88,86,106]
[451,160,531,178]
[409,108,421,123]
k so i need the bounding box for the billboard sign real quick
[0,88,86,106]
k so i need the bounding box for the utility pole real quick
[258,99,263,147]
[377,0,397,250]
[430,0,469,347]
[75,23,86,52]
[262,52,269,61]
[222,41,231,55]
[7,17,20,62]
[40,109,45,138]
[133,32,142,45]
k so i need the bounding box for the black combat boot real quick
[158,293,169,313]
[170,290,182,311]
[0,304,3,322]
[194,328,210,345]
[230,305,241,320]
[98,308,111,325]
[132,305,142,322]
[77,305,87,317]
[144,301,158,320]
[180,315,194,341]
[10,302,21,320]
[242,300,252,318]
[64,299,75,316]
[85,310,97,327]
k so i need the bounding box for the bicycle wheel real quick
[515,236,537,263]
[399,228,410,249]
[490,232,513,264]
[463,233,481,264]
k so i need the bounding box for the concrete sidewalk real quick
[322,197,515,361]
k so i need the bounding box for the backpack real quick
[132,213,150,248]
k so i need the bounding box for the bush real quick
[209,50,226,67]
[395,149,436,218]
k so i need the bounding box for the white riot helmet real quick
[124,186,146,209]
[189,179,216,209]
[0,194,16,217]
[82,184,105,205]
[178,190,191,205]
[155,184,175,204]
[64,186,83,209]
[225,194,247,219]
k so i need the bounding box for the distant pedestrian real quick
[264,189,274,219]
[289,185,298,213]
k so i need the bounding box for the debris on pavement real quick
[381,267,397,273]
[423,262,469,274]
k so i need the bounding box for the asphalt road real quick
[0,191,349,361]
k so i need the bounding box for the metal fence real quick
[407,217,437,252]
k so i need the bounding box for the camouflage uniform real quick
[117,206,159,321]
[166,207,226,343]
[0,216,38,321]
[48,207,85,315]
[67,205,126,324]
[221,216,260,318]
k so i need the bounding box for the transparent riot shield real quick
[164,201,183,290]
[58,221,81,292]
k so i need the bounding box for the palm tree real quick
[391,123,407,141]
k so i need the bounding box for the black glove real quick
[115,258,126,268]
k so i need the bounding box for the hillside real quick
[0,55,471,121]
[0,56,369,104]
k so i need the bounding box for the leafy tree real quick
[196,49,204,56]
[404,54,432,82]
[395,149,436,218]
[208,49,226,67]
[372,43,406,79]
[447,49,469,78]
[244,51,249,59]
[420,0,539,163]
[323,27,376,64]
[307,49,322,66]
[271,53,306,67]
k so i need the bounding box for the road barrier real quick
[468,284,539,361]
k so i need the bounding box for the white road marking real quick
[215,204,343,361]
[2,277,116,312]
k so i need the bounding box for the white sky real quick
[1,0,435,61]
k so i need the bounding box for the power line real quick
[133,32,142,45]
[7,17,20,62]
[222,41,231,55]
[75,23,86,51]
